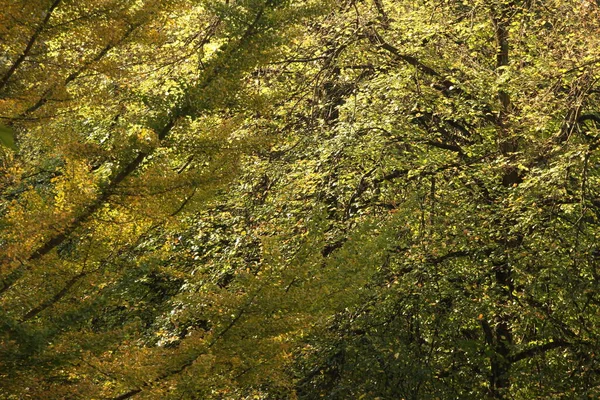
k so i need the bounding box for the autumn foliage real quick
[2,0,600,399]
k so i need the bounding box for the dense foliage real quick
[2,0,600,398]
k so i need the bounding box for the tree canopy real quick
[2,0,600,398]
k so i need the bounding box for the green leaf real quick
[0,124,17,150]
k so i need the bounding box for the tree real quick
[279,1,600,398]
[0,0,331,398]
[3,0,600,399]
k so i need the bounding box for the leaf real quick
[0,124,17,150]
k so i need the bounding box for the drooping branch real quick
[365,28,442,79]
[365,27,500,126]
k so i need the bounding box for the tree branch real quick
[365,27,500,126]
[0,0,62,94]
[0,15,232,293]
[110,284,264,400]
[0,117,178,295]
[509,339,570,363]
[20,271,87,322]
[424,140,463,154]
[21,22,142,117]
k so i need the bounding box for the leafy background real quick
[1,0,600,398]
